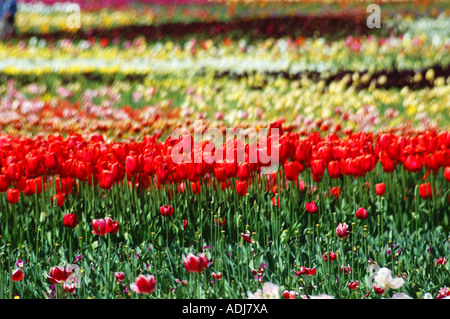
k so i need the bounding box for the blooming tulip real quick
[159,205,174,217]
[336,223,350,238]
[182,253,209,273]
[130,274,156,294]
[12,269,24,282]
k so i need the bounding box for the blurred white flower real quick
[391,293,412,299]
[423,293,433,299]
[247,282,280,299]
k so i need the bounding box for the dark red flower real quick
[63,213,78,229]
[159,205,174,217]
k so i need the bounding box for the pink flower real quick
[336,223,350,238]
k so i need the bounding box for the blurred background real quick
[0,0,449,139]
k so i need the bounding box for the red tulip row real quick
[0,127,449,203]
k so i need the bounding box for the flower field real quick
[0,0,449,301]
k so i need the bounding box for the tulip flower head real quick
[12,269,24,282]
[305,201,318,214]
[130,274,156,294]
[63,213,78,228]
[336,223,350,238]
[355,207,368,220]
[115,272,126,283]
[92,217,119,236]
[241,230,253,244]
[348,280,359,290]
[182,252,209,273]
[159,204,174,217]
[375,183,386,196]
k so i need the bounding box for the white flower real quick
[373,267,405,290]
[391,293,413,299]
[247,282,280,299]
[423,293,433,299]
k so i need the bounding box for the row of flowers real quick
[10,254,450,299]
[0,128,448,203]
[2,34,449,75]
[0,75,447,138]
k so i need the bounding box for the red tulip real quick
[419,182,433,199]
[159,205,174,217]
[236,180,248,196]
[323,252,337,262]
[375,183,386,196]
[237,163,251,181]
[125,155,139,175]
[284,161,301,181]
[327,160,340,179]
[295,266,316,276]
[341,264,352,274]
[404,154,423,173]
[241,230,253,244]
[115,272,126,282]
[47,266,71,284]
[6,188,20,204]
[92,217,119,236]
[305,201,318,214]
[63,213,78,229]
[12,269,24,282]
[52,193,65,207]
[182,253,209,273]
[63,283,76,293]
[329,187,341,199]
[214,217,226,227]
[348,280,359,290]
[283,290,297,299]
[355,207,368,220]
[183,219,188,230]
[336,223,350,238]
[130,274,156,294]
[445,167,450,182]
[0,175,9,192]
[211,272,223,280]
[373,284,385,295]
